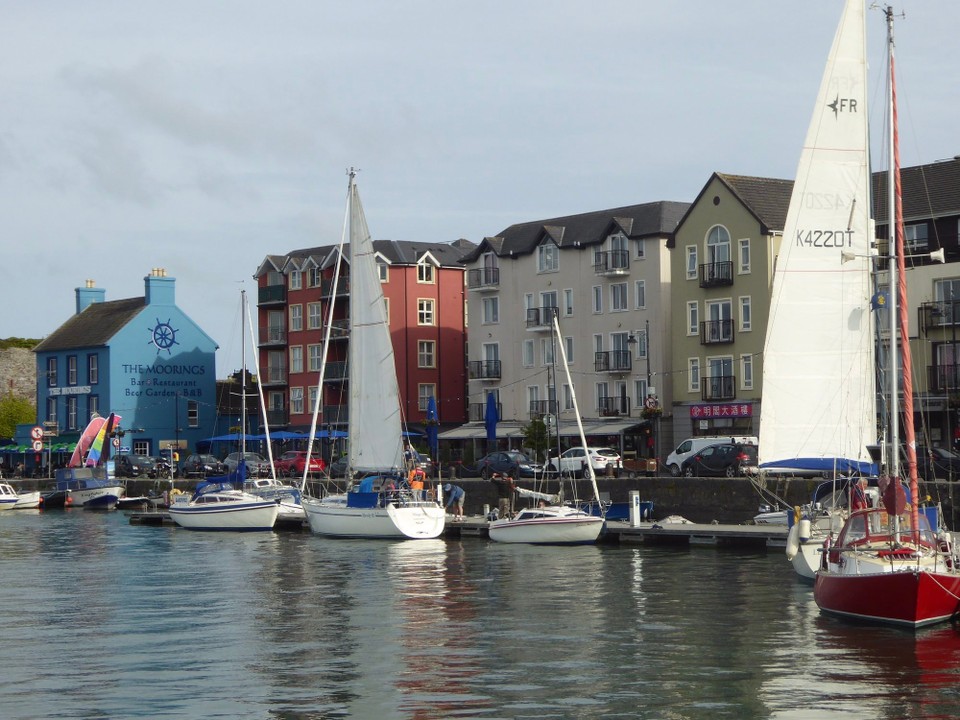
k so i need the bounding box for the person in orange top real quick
[408,465,426,499]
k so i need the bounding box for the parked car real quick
[115,454,156,478]
[665,435,759,477]
[915,445,960,482]
[547,447,622,477]
[180,453,227,478]
[274,450,326,477]
[223,451,271,477]
[328,457,349,478]
[681,442,758,478]
[474,450,544,479]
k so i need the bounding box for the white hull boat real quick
[303,491,445,539]
[168,487,279,531]
[13,490,41,510]
[66,484,123,509]
[488,505,603,545]
[0,483,19,511]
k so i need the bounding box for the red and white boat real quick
[813,1,960,628]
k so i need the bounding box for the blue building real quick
[32,269,219,460]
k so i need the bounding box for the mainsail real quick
[758,0,875,474]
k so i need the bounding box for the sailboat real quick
[812,2,960,628]
[52,412,124,509]
[168,290,282,532]
[300,171,445,539]
[488,315,604,544]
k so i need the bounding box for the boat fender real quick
[798,518,812,543]
[785,523,800,560]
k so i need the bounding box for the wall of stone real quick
[0,346,36,404]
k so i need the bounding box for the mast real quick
[241,289,247,460]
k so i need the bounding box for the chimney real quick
[144,267,175,306]
[75,279,106,314]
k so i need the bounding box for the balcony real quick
[467,267,500,291]
[701,375,736,401]
[262,365,288,386]
[321,405,349,426]
[328,318,350,340]
[920,301,960,333]
[526,306,559,331]
[700,319,734,345]
[593,250,630,276]
[927,364,960,393]
[265,408,288,427]
[258,284,287,305]
[698,261,734,288]
[468,360,501,381]
[322,361,349,382]
[259,326,286,346]
[529,400,559,419]
[321,277,350,299]
[469,402,502,422]
[598,396,630,417]
[594,351,632,373]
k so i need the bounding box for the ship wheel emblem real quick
[149,318,180,355]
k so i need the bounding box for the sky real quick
[2,0,957,378]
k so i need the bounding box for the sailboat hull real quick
[66,485,123,509]
[814,568,960,628]
[302,495,445,539]
[168,497,280,531]
[489,507,603,545]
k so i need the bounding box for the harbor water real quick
[1,510,958,719]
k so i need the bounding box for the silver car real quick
[223,451,271,477]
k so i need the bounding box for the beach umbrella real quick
[425,396,439,459]
[485,392,498,453]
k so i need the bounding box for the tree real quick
[0,394,36,438]
[521,417,549,463]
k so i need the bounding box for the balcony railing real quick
[467,267,500,291]
[321,405,348,426]
[593,250,630,276]
[529,400,559,419]
[526,306,559,330]
[321,277,350,298]
[698,261,734,288]
[927,364,960,393]
[594,351,632,373]
[700,319,734,345]
[701,375,736,401]
[469,402,502,422]
[258,284,287,304]
[598,396,630,417]
[265,408,288,427]
[262,365,288,386]
[259,326,286,346]
[919,301,960,333]
[322,361,348,381]
[468,360,502,380]
[328,318,350,339]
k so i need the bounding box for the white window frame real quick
[289,270,302,290]
[417,262,435,284]
[740,354,754,390]
[418,384,436,411]
[88,354,98,385]
[378,262,389,282]
[563,288,574,317]
[739,296,752,332]
[686,246,698,280]
[688,358,701,393]
[418,299,435,326]
[564,336,574,365]
[611,282,628,312]
[522,339,534,368]
[687,301,699,336]
[482,296,500,324]
[290,304,303,332]
[738,238,751,273]
[290,345,303,374]
[541,338,554,367]
[592,286,602,314]
[635,281,646,309]
[537,243,559,273]
[290,387,304,415]
[307,302,322,330]
[308,344,323,372]
[635,238,645,259]
[418,340,436,369]
[67,356,77,385]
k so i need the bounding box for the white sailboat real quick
[757,0,878,578]
[301,171,445,539]
[168,291,281,532]
[488,315,604,544]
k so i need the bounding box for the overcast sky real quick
[2,0,956,378]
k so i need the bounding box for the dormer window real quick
[417,261,435,284]
[537,243,559,273]
[308,267,322,287]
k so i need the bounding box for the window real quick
[594,334,603,353]
[289,270,302,290]
[67,356,77,385]
[418,341,436,368]
[687,301,699,335]
[592,286,602,314]
[706,300,733,341]
[707,225,732,265]
[308,267,322,287]
[686,246,698,280]
[418,384,436,411]
[87,354,98,384]
[133,440,149,456]
[636,329,648,359]
[537,243,559,273]
[564,336,574,365]
[635,281,646,309]
[290,305,303,332]
[741,354,754,390]
[562,384,574,411]
[290,346,303,374]
[47,357,57,387]
[611,282,628,312]
[482,297,499,324]
[563,289,574,316]
[308,303,322,330]
[378,261,389,282]
[308,386,318,411]
[66,396,78,430]
[308,344,323,372]
[634,379,649,407]
[527,385,540,411]
[88,395,99,419]
[522,340,534,367]
[290,387,304,415]
[46,397,57,424]
[635,238,646,259]
[187,400,199,428]
[905,223,928,251]
[739,238,751,273]
[689,358,701,392]
[739,296,752,331]
[541,338,554,366]
[417,261,435,283]
[595,382,609,410]
[418,299,435,326]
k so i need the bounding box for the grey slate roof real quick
[873,155,960,224]
[34,298,146,353]
[269,239,467,272]
[462,201,691,263]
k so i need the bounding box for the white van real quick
[665,435,758,477]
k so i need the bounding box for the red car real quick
[275,450,326,477]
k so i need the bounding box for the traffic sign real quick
[112,438,121,448]
[30,426,44,441]
[32,440,44,452]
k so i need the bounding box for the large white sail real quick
[759,0,875,474]
[346,179,405,474]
